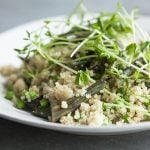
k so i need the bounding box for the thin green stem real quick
[35,43,78,74]
[103,48,150,76]
[45,41,76,49]
[62,55,97,63]
[70,30,97,57]
[45,54,78,74]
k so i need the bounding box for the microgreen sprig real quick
[14,1,150,85]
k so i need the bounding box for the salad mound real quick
[1,3,150,126]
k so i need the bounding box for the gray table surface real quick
[0,0,150,150]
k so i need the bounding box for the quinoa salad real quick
[1,2,150,126]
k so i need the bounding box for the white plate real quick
[0,16,150,135]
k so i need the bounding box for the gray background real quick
[0,0,150,150]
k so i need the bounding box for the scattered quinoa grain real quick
[61,101,68,109]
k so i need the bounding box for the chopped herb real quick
[22,90,39,101]
[122,114,129,123]
[40,99,49,107]
[75,70,94,85]
[16,100,25,109]
[126,43,137,56]
[5,90,14,100]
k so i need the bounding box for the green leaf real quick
[26,30,31,38]
[45,31,52,37]
[16,100,25,109]
[126,43,137,56]
[122,114,129,123]
[22,90,39,101]
[14,44,31,54]
[132,70,142,80]
[141,41,150,62]
[14,49,26,54]
[40,99,49,107]
[23,70,35,80]
[140,41,150,52]
[44,20,51,24]
[102,103,111,111]
[5,90,14,100]
[75,70,93,85]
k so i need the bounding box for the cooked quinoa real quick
[1,3,150,126]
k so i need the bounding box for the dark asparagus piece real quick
[32,107,51,119]
[50,80,105,122]
[25,99,51,119]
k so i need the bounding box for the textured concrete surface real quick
[0,0,150,149]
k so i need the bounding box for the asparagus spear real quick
[25,99,51,119]
[32,107,51,119]
[50,80,105,122]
